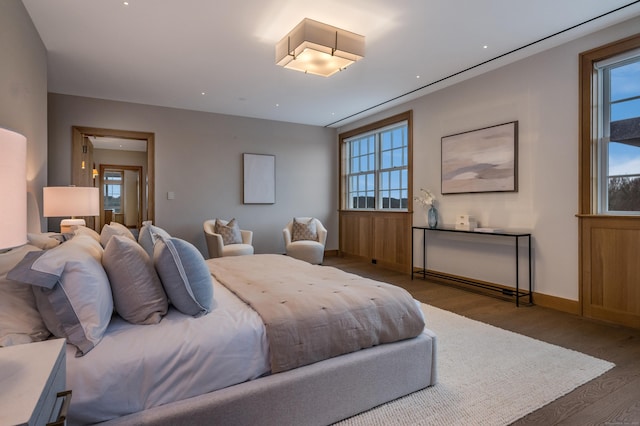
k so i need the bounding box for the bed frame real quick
[101,329,437,426]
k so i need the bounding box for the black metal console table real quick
[412,226,532,306]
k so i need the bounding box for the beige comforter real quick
[207,254,425,373]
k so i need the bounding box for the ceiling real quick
[22,0,640,128]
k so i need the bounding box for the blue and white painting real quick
[441,121,517,194]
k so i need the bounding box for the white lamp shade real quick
[0,128,27,250]
[43,186,100,217]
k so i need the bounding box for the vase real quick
[427,205,438,228]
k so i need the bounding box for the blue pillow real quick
[153,236,213,317]
[138,221,171,258]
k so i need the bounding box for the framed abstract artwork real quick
[441,121,518,194]
[243,153,275,204]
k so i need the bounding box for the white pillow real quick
[103,235,168,324]
[27,233,61,250]
[0,244,50,347]
[8,237,113,356]
[154,236,213,317]
[68,233,104,261]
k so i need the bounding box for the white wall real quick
[338,16,640,301]
[0,0,48,233]
[47,94,338,257]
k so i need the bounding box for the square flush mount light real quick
[276,18,364,77]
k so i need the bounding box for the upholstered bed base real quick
[101,330,437,426]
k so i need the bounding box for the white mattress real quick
[66,279,270,425]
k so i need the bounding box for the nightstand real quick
[0,339,71,426]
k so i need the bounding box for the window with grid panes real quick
[344,121,409,210]
[595,49,640,213]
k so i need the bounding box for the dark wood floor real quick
[323,255,640,426]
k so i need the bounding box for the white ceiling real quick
[22,0,640,128]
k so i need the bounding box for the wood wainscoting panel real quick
[580,216,640,329]
[339,212,373,259]
[339,211,412,273]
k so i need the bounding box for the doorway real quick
[99,164,143,230]
[72,126,155,231]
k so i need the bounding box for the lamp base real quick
[60,218,86,233]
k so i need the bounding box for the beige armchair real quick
[203,219,254,259]
[283,217,327,264]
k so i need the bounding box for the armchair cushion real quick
[214,218,243,245]
[292,217,318,242]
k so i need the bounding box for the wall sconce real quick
[0,127,27,251]
[275,18,364,77]
[43,186,100,233]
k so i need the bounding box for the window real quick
[104,170,123,213]
[342,118,409,210]
[595,49,640,213]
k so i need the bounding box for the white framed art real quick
[243,153,275,204]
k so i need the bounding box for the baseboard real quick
[532,292,580,315]
[417,269,580,314]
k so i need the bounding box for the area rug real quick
[336,304,615,426]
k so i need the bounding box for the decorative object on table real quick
[0,127,27,251]
[455,214,477,231]
[441,121,518,194]
[43,186,100,233]
[428,206,438,229]
[474,227,503,233]
[414,188,438,228]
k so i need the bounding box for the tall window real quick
[595,49,640,213]
[343,120,409,210]
[104,170,123,213]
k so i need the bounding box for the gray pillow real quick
[100,222,136,248]
[292,217,318,242]
[0,244,50,347]
[7,236,113,356]
[214,218,243,245]
[72,225,101,242]
[103,235,168,325]
[138,221,171,258]
[153,236,213,317]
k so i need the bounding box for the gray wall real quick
[338,15,640,301]
[0,0,48,233]
[47,94,338,256]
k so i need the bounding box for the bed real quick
[3,227,437,426]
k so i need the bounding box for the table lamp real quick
[43,186,100,233]
[0,127,27,251]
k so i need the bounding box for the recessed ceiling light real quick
[201,92,206,96]
[123,1,129,5]
[416,75,420,79]
[275,103,280,107]
[483,45,488,49]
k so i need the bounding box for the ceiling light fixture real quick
[276,18,364,77]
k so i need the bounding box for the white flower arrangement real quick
[414,188,436,208]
